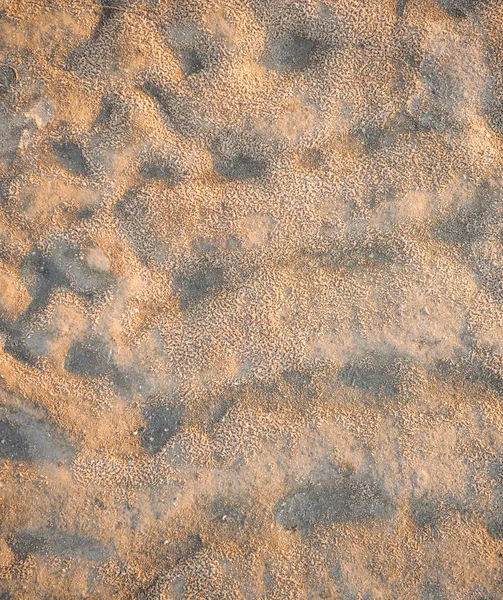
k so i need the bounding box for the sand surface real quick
[1,0,503,598]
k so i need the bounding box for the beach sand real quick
[1,0,503,597]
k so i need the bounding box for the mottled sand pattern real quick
[1,0,503,598]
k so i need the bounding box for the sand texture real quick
[1,0,503,598]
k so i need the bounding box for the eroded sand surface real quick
[1,0,503,598]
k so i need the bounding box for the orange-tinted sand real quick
[1,0,503,598]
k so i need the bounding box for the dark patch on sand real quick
[139,405,182,454]
[281,368,313,390]
[92,93,132,146]
[299,147,324,171]
[0,406,75,464]
[50,242,114,298]
[422,581,447,600]
[94,94,123,128]
[140,159,179,186]
[173,265,225,310]
[21,249,67,313]
[304,234,408,276]
[66,0,125,74]
[435,183,493,246]
[65,336,129,391]
[142,81,177,117]
[410,495,442,530]
[396,0,410,17]
[141,81,196,137]
[209,396,235,426]
[18,244,113,312]
[355,124,397,153]
[0,65,17,95]
[409,56,460,134]
[264,35,320,73]
[435,0,480,17]
[436,355,503,398]
[275,473,393,530]
[53,140,90,177]
[77,206,95,220]
[0,248,82,365]
[163,532,203,569]
[486,518,503,541]
[211,496,248,529]
[9,529,111,561]
[0,321,37,366]
[339,349,410,398]
[179,48,205,76]
[0,420,29,461]
[212,152,267,182]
